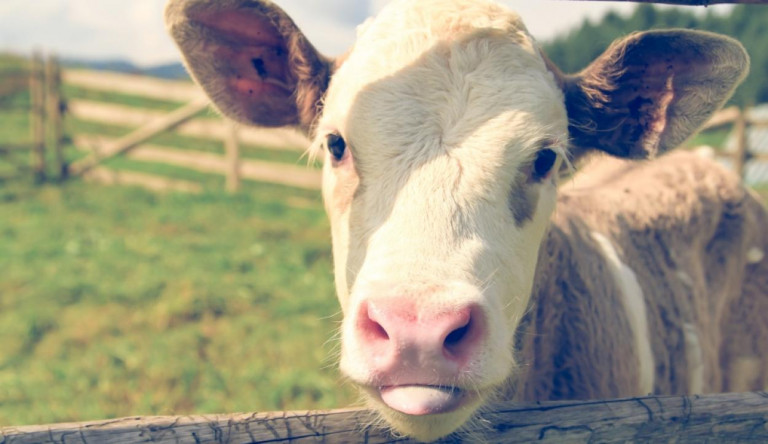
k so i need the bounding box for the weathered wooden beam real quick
[67,99,309,151]
[68,98,209,178]
[73,135,321,190]
[561,0,768,5]
[2,392,768,443]
[63,69,204,103]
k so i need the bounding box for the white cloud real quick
[274,0,369,56]
[0,0,176,66]
[0,0,735,67]
[0,0,63,17]
[282,0,635,56]
[67,0,126,30]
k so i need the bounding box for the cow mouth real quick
[374,385,472,416]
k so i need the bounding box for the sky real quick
[0,0,734,67]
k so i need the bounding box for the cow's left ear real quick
[558,30,749,159]
[165,0,334,134]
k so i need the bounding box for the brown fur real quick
[512,151,768,401]
[561,30,748,161]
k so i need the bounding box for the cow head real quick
[166,0,747,440]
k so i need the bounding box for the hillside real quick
[62,58,189,80]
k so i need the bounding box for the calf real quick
[165,0,768,441]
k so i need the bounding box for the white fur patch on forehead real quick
[320,0,559,149]
[347,0,533,82]
[362,0,530,41]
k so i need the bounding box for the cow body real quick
[516,151,768,403]
[166,0,767,441]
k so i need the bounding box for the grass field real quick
[0,180,356,426]
[0,56,356,426]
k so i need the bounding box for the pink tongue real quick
[380,386,463,416]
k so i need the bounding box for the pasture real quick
[0,180,356,426]
[0,54,354,426]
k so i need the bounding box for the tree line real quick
[543,4,768,107]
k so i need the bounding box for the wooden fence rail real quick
[699,106,768,182]
[2,63,314,190]
[68,97,210,177]
[66,99,309,151]
[15,37,768,192]
[2,392,768,443]
[56,68,767,193]
[59,68,314,192]
[64,69,205,103]
[72,135,321,190]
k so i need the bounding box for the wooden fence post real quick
[225,122,241,193]
[733,107,748,180]
[45,54,65,180]
[29,51,46,183]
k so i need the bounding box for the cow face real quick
[166,0,748,440]
[316,3,566,438]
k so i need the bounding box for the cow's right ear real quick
[165,0,334,134]
[546,30,748,161]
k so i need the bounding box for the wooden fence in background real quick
[62,69,316,193]
[700,105,768,179]
[19,63,766,194]
[26,52,65,183]
[22,64,318,193]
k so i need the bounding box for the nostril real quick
[358,302,390,342]
[442,306,483,361]
[444,322,470,347]
[369,319,389,341]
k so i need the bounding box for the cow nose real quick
[355,298,484,377]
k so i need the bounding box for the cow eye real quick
[532,148,557,181]
[326,133,347,162]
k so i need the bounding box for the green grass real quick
[0,102,33,182]
[0,181,355,426]
[754,184,768,204]
[0,52,28,72]
[0,59,353,426]
[686,128,731,151]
